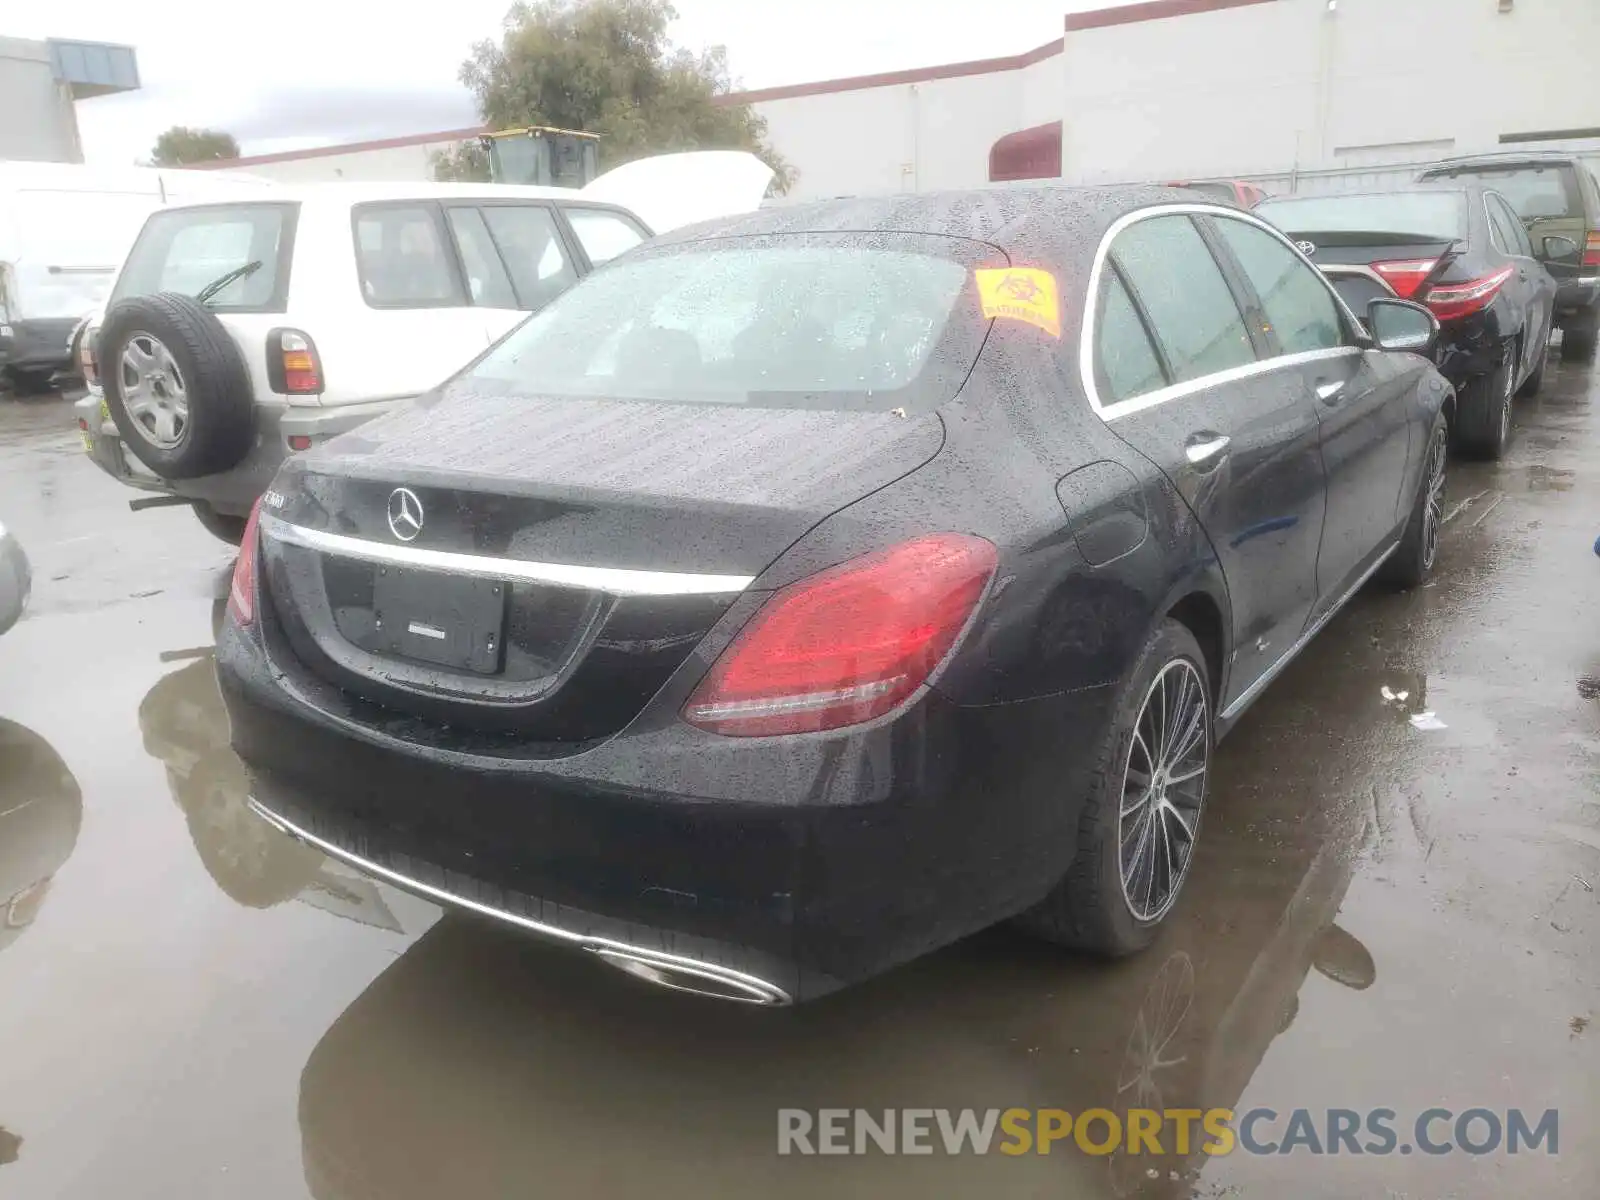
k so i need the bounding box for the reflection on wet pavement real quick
[2,349,1598,1198]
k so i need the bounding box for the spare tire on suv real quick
[100,293,256,480]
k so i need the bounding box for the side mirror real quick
[1367,298,1438,355]
[1542,234,1581,263]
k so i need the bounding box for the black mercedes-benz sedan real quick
[1257,183,1557,460]
[217,187,1453,1005]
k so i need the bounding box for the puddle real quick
[1525,465,1575,492]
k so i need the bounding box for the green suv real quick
[1419,151,1600,361]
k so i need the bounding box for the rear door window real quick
[1212,216,1347,355]
[1096,271,1168,403]
[564,207,649,265]
[480,206,578,311]
[112,203,296,312]
[1111,215,1257,382]
[444,207,518,309]
[1488,194,1534,257]
[354,204,463,307]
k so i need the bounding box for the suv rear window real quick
[1423,164,1580,222]
[1257,192,1466,240]
[112,203,296,312]
[469,233,989,412]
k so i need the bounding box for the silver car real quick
[0,518,30,636]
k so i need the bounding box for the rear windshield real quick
[467,233,993,411]
[1422,164,1579,222]
[111,203,297,312]
[1257,193,1466,241]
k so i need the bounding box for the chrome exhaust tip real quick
[591,948,791,1006]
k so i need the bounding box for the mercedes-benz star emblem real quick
[387,487,424,542]
[1296,240,1318,258]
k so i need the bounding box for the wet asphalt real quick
[0,363,1596,1200]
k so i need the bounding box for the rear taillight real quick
[683,534,997,737]
[227,498,264,626]
[1372,259,1438,300]
[269,329,323,395]
[1584,231,1600,268]
[1421,264,1515,323]
[79,326,99,387]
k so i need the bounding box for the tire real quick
[100,292,255,480]
[1380,412,1447,589]
[192,502,246,546]
[4,366,56,396]
[1019,619,1213,956]
[1560,316,1598,363]
[1452,341,1515,460]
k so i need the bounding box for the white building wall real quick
[1061,0,1600,187]
[751,50,1063,200]
[219,138,472,184]
[0,38,82,164]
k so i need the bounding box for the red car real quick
[1166,179,1268,208]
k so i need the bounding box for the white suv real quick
[75,152,773,542]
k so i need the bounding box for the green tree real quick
[460,0,794,192]
[149,126,240,166]
[431,139,493,182]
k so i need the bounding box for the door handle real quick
[1185,434,1231,465]
[1315,379,1346,402]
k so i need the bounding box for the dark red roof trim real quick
[1065,0,1277,33]
[713,37,1062,107]
[188,126,488,170]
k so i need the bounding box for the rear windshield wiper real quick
[195,260,263,306]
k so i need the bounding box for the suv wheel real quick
[100,293,256,480]
[1561,313,1599,363]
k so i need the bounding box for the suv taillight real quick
[1422,265,1515,323]
[268,329,323,395]
[682,534,997,737]
[227,498,264,626]
[1584,231,1600,268]
[79,326,99,387]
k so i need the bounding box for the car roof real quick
[1259,183,1474,202]
[152,180,618,212]
[1422,151,1582,170]
[648,184,1226,257]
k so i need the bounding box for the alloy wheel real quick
[1118,659,1210,922]
[1421,426,1447,571]
[120,332,190,449]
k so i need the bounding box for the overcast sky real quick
[6,0,1141,163]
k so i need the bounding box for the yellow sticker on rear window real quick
[976,268,1062,339]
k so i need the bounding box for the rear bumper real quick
[72,394,403,516]
[1554,278,1600,322]
[217,601,1112,1003]
[0,317,77,373]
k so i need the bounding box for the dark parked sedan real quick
[219,187,1453,1005]
[1257,183,1557,459]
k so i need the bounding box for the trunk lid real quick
[1290,231,1464,303]
[259,384,944,746]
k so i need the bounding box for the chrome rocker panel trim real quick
[260,513,756,598]
[247,797,793,1006]
[1219,540,1398,724]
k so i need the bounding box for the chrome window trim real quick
[259,513,756,597]
[1081,203,1368,423]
